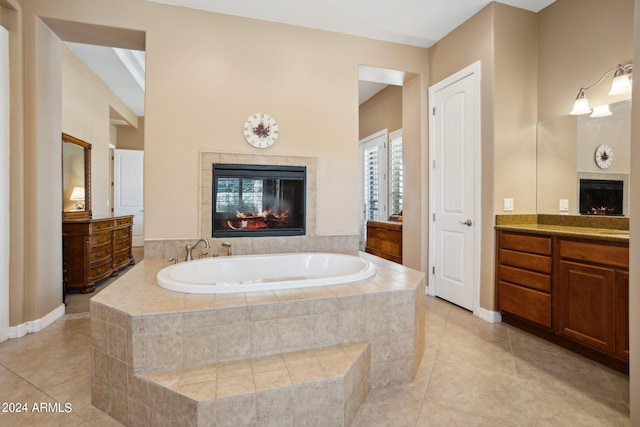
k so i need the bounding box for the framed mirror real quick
[62,133,91,219]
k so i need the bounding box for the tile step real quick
[137,341,370,426]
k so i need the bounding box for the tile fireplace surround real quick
[144,152,360,260]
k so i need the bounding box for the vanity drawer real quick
[499,249,551,274]
[498,265,550,293]
[499,233,551,256]
[559,239,629,269]
[498,281,551,327]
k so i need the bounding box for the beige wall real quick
[359,85,402,139]
[401,75,428,270]
[629,1,639,423]
[429,3,538,310]
[116,117,145,150]
[9,0,428,325]
[493,5,538,214]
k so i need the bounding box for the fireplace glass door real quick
[212,164,306,237]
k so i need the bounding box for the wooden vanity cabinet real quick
[63,215,135,294]
[496,230,629,368]
[557,239,629,361]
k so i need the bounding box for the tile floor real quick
[0,296,630,426]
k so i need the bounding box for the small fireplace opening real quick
[212,164,306,237]
[579,179,623,216]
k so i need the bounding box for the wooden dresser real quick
[365,220,402,264]
[62,215,135,293]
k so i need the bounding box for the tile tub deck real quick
[90,251,426,426]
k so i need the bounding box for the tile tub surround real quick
[90,252,426,426]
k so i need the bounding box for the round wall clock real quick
[594,144,614,169]
[243,113,279,148]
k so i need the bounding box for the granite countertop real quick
[495,214,629,243]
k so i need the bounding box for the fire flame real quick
[226,209,290,229]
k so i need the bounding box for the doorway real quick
[428,61,481,312]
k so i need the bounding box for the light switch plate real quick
[503,198,514,212]
[559,199,569,211]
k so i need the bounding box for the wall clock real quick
[243,113,279,148]
[594,144,614,169]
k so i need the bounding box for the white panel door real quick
[429,63,480,311]
[114,149,144,246]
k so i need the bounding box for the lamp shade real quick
[590,104,612,117]
[70,186,85,201]
[608,73,632,96]
[570,91,591,115]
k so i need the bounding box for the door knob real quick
[459,219,473,226]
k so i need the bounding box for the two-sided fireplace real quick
[212,164,306,237]
[579,179,623,216]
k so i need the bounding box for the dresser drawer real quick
[499,249,551,274]
[92,220,113,232]
[498,265,550,293]
[114,228,130,240]
[90,231,111,247]
[499,232,551,255]
[89,261,112,281]
[113,238,130,252]
[113,252,131,267]
[90,246,111,263]
[498,281,551,327]
[116,216,133,227]
[559,239,629,269]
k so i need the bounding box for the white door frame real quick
[428,61,482,316]
[1,26,10,342]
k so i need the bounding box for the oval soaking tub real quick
[156,252,376,293]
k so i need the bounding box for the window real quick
[358,129,403,247]
[389,130,403,215]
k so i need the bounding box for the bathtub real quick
[156,252,376,293]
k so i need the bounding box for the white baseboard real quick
[7,304,65,339]
[476,307,502,323]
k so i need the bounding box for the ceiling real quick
[70,0,555,118]
[147,0,554,48]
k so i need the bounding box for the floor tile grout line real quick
[412,300,450,426]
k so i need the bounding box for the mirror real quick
[537,99,631,216]
[62,133,91,219]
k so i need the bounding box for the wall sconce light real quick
[570,63,633,115]
[70,186,85,210]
